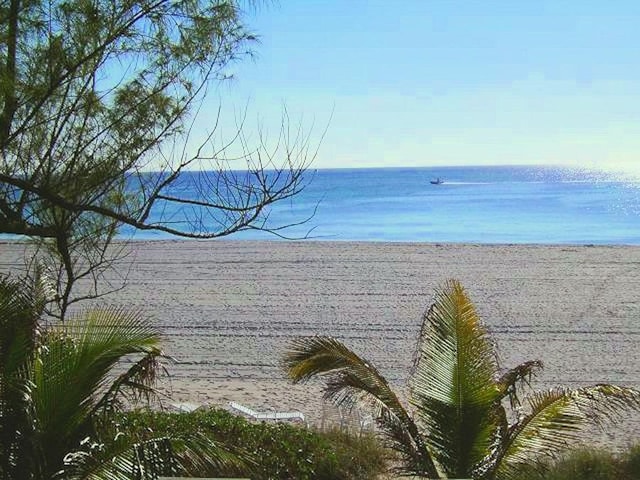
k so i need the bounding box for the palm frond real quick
[410,279,501,478]
[493,384,640,479]
[61,429,246,480]
[284,335,440,478]
[32,307,163,477]
[0,275,44,479]
[374,409,445,477]
[0,274,180,480]
[93,351,166,428]
[170,431,249,478]
[285,336,407,416]
[60,435,176,480]
[285,279,640,480]
[498,360,544,408]
[63,307,161,361]
[0,275,42,372]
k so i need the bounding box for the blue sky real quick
[197,1,640,172]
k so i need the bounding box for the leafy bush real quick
[121,408,388,480]
[543,449,619,480]
[317,428,389,480]
[620,444,640,479]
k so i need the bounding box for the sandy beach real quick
[2,240,640,442]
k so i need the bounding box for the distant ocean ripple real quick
[124,165,640,245]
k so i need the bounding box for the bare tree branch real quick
[0,0,322,318]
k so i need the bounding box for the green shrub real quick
[509,446,640,480]
[545,449,620,480]
[620,444,640,479]
[121,408,388,480]
[315,428,389,480]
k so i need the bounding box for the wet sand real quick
[2,240,640,443]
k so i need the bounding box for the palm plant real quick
[0,275,237,479]
[284,279,640,479]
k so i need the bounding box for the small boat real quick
[430,178,444,185]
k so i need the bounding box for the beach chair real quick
[228,401,305,423]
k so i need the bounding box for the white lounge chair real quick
[229,401,305,422]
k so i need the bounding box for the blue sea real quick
[124,165,640,244]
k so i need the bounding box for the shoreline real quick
[2,240,640,443]
[6,236,640,247]
[4,238,638,246]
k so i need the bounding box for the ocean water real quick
[125,165,640,244]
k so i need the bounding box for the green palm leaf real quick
[410,280,501,478]
[0,275,46,478]
[493,384,640,479]
[60,435,177,480]
[284,279,640,480]
[31,307,164,474]
[1,274,247,479]
[284,335,440,478]
[61,430,245,480]
[168,431,248,478]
